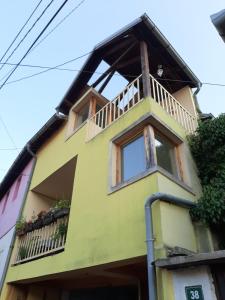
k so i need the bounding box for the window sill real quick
[108,166,195,195]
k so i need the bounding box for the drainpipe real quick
[144,193,196,300]
[193,82,202,114]
[0,145,36,294]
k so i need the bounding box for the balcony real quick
[14,215,68,264]
[86,74,197,140]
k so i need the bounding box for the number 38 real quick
[190,290,200,299]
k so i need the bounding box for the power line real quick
[4,56,225,88]
[0,115,18,153]
[0,0,55,76]
[30,0,86,53]
[0,0,71,92]
[0,0,44,65]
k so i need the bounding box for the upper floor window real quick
[1,191,10,214]
[121,134,146,181]
[12,176,22,201]
[112,123,183,187]
[67,88,108,138]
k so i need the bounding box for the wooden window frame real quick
[113,124,183,187]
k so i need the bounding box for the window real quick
[121,135,146,181]
[112,123,182,187]
[155,133,177,177]
[2,191,10,214]
[12,176,22,201]
[75,103,89,129]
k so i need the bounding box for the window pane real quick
[122,135,146,181]
[76,104,89,127]
[155,134,177,176]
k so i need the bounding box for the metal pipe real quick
[193,82,202,114]
[144,192,196,300]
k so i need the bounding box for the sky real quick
[0,0,224,181]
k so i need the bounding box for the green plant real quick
[54,199,70,210]
[15,217,26,232]
[18,245,28,260]
[188,114,225,240]
[53,223,68,241]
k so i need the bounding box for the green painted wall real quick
[2,98,201,298]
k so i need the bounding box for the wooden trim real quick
[144,125,156,168]
[175,145,184,181]
[88,97,97,118]
[116,144,121,184]
[140,41,151,97]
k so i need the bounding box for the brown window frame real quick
[113,124,183,186]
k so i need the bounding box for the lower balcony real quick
[14,215,68,265]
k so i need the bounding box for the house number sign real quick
[185,285,204,300]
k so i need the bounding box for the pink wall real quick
[0,159,34,238]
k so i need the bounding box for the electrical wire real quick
[0,115,18,153]
[30,0,86,53]
[0,0,70,91]
[0,0,55,75]
[0,0,44,65]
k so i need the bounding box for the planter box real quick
[43,212,54,226]
[33,218,43,230]
[53,208,70,220]
[25,223,33,233]
[16,229,25,237]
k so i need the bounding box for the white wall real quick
[172,266,217,300]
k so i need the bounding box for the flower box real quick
[53,208,70,220]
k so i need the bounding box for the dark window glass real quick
[76,104,89,128]
[2,191,10,214]
[121,135,146,181]
[155,134,177,176]
[13,176,22,201]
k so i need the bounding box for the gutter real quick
[144,193,196,300]
[0,152,36,294]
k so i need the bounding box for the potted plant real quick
[15,217,26,236]
[53,200,70,220]
[53,223,68,242]
[42,210,54,226]
[18,245,29,260]
[33,210,45,230]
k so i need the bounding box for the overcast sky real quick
[0,0,224,181]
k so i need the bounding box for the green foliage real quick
[15,217,26,232]
[54,199,70,210]
[189,114,225,229]
[53,223,68,241]
[18,245,28,260]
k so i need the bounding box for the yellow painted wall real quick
[1,97,201,298]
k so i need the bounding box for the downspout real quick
[193,82,202,114]
[0,144,36,294]
[144,193,196,300]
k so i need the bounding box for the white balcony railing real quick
[87,74,197,140]
[14,216,68,264]
[149,74,197,133]
[87,75,142,139]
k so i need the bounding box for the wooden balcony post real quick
[140,41,151,98]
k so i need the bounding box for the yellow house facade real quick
[0,14,219,300]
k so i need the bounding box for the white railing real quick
[14,216,68,264]
[87,74,197,140]
[87,75,142,139]
[149,74,197,133]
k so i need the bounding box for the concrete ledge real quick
[155,250,225,269]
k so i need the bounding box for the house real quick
[0,14,221,300]
[0,150,35,294]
